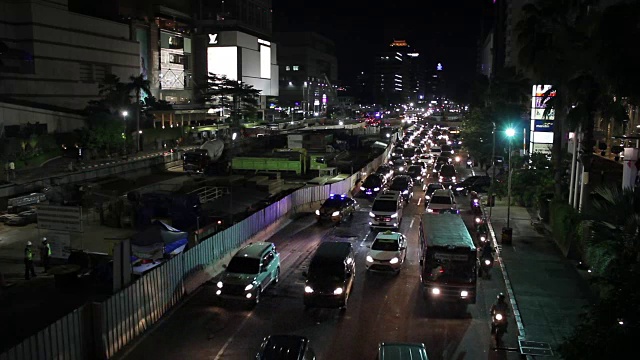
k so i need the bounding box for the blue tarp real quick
[130,221,188,260]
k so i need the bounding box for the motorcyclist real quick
[481,242,493,260]
[490,293,509,334]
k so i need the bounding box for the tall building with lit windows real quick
[372,39,424,106]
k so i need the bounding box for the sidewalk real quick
[484,196,595,358]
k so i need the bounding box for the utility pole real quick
[489,122,496,219]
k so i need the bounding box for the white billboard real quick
[207,46,237,80]
[260,45,271,79]
[530,84,555,155]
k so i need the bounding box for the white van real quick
[369,190,404,230]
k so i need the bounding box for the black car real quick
[360,174,385,197]
[453,175,491,195]
[256,335,316,360]
[391,158,408,174]
[387,175,414,202]
[468,175,492,193]
[406,164,426,184]
[315,194,358,224]
[424,183,445,202]
[374,164,394,181]
[438,164,458,187]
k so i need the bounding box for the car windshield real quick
[308,261,344,281]
[323,198,345,208]
[362,176,382,187]
[440,166,456,176]
[427,184,443,193]
[408,166,422,173]
[371,238,400,251]
[403,148,416,157]
[226,257,260,274]
[390,178,410,189]
[430,195,452,204]
[372,199,398,212]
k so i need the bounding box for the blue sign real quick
[534,120,554,132]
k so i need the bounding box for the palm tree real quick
[127,74,151,152]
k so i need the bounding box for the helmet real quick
[497,293,506,301]
[27,241,32,246]
[42,237,48,243]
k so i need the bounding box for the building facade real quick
[0,0,140,132]
[274,31,338,117]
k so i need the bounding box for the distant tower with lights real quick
[372,39,425,106]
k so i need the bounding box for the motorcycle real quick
[479,254,493,279]
[491,310,508,347]
[470,191,482,215]
[474,216,486,233]
[476,223,489,244]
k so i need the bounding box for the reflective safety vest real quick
[44,243,52,256]
[25,247,33,261]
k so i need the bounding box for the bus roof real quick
[421,213,475,250]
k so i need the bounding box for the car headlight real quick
[391,213,398,218]
[217,281,223,288]
[245,283,254,291]
[332,211,340,217]
[374,187,380,191]
[455,156,461,162]
[399,167,404,172]
[480,236,486,241]
[439,177,443,182]
[315,210,320,215]
[484,259,491,265]
[366,255,374,263]
[452,177,456,181]
[425,195,431,200]
[427,208,434,213]
[369,211,375,217]
[360,186,366,191]
[333,287,343,295]
[305,286,314,293]
[416,176,422,179]
[402,190,409,194]
[455,187,464,191]
[460,290,468,297]
[389,257,399,264]
[432,288,440,295]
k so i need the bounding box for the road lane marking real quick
[360,230,371,247]
[410,218,415,228]
[417,197,422,206]
[213,311,255,360]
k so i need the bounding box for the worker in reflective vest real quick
[41,238,52,272]
[24,241,36,280]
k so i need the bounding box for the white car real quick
[430,146,442,158]
[366,231,408,273]
[426,189,458,214]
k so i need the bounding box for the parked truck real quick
[182,139,228,175]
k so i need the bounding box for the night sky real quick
[273,0,492,99]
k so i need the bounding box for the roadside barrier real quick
[0,145,391,360]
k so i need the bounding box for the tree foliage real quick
[202,73,262,126]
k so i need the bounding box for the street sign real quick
[37,205,83,232]
[46,232,72,259]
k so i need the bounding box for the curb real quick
[482,196,531,359]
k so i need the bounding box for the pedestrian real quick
[24,241,37,280]
[40,237,52,272]
[9,160,15,179]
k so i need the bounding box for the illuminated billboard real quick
[529,84,555,154]
[207,47,238,80]
[260,45,271,79]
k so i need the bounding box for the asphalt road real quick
[119,167,522,360]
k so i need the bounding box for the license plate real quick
[384,217,391,221]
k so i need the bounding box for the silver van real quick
[369,190,404,230]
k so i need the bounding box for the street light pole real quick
[506,128,516,230]
[489,122,496,219]
[121,110,128,156]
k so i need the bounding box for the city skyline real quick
[273,0,490,98]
